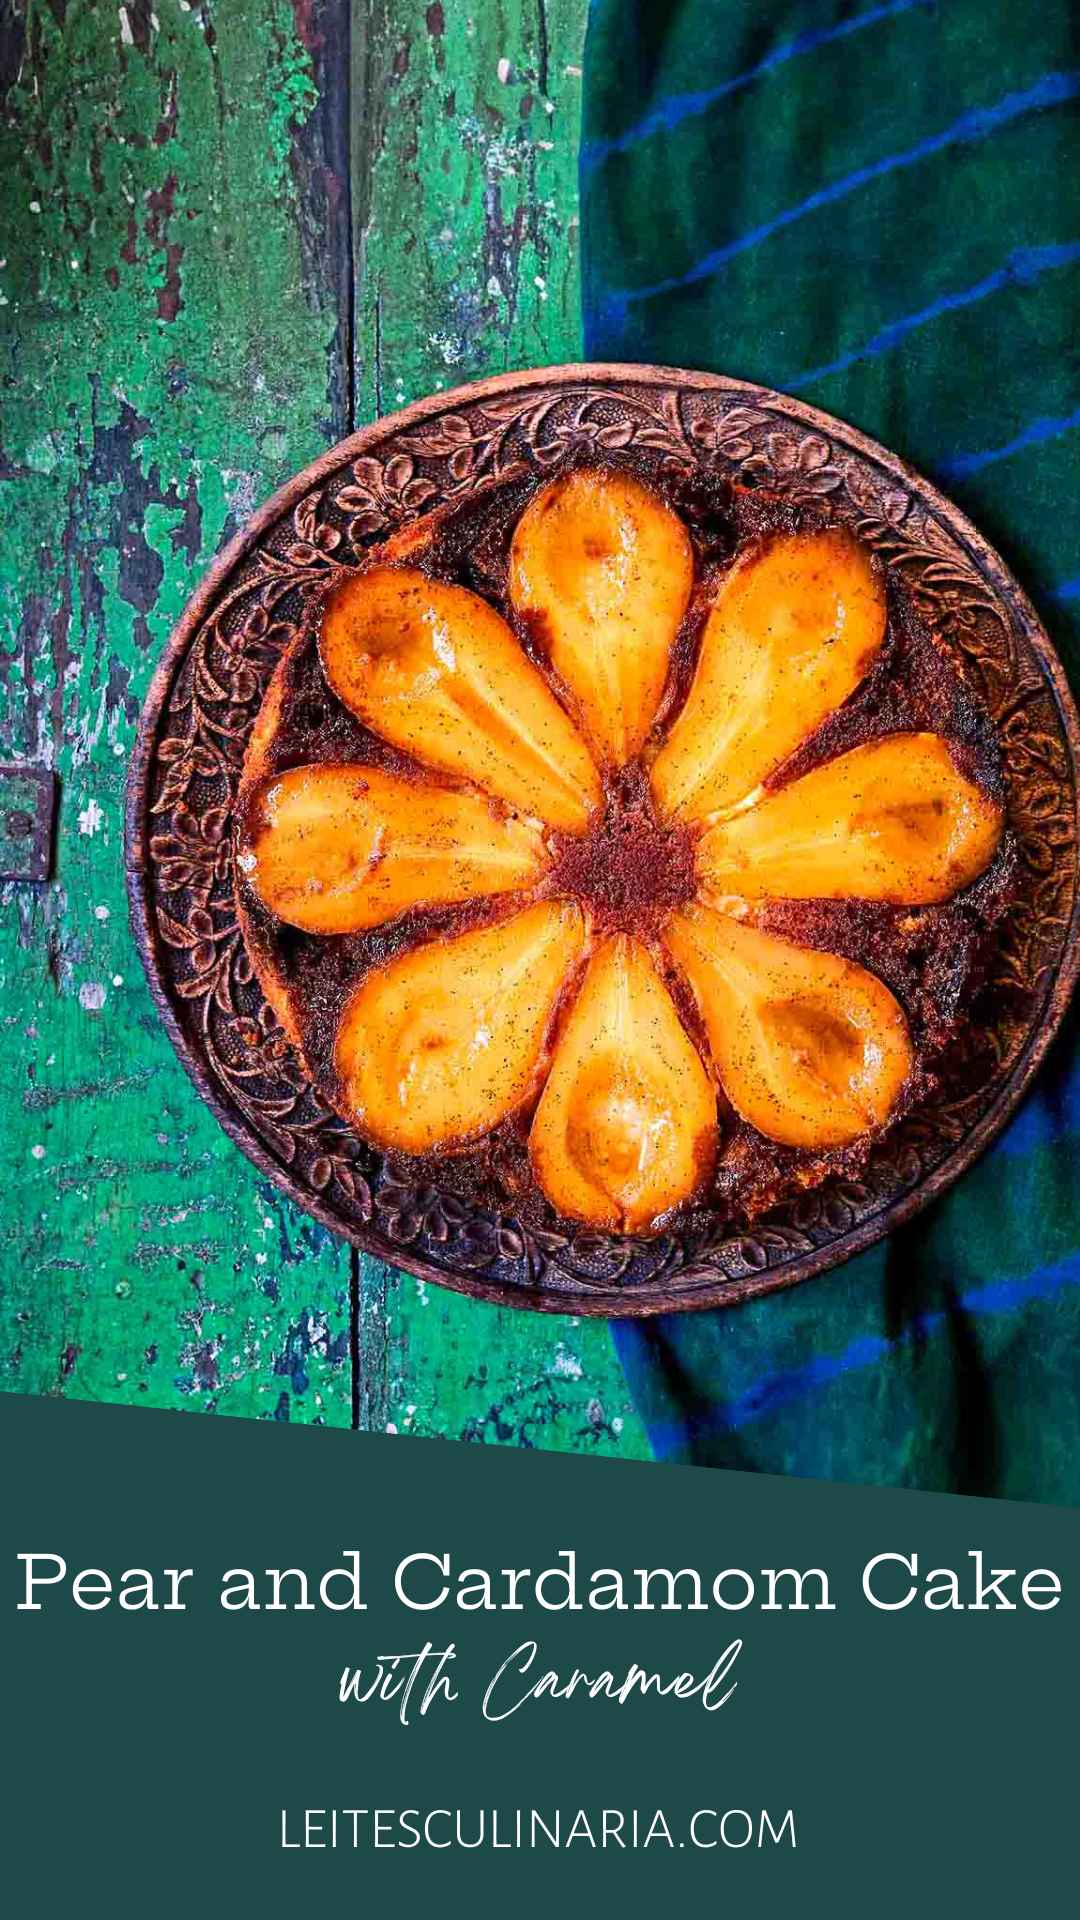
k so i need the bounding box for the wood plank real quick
[349,0,650,1457]
[354,0,588,415]
[0,0,651,1457]
[0,0,353,1421]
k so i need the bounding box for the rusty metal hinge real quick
[0,766,57,882]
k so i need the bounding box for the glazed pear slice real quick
[321,566,601,833]
[239,763,549,935]
[529,935,716,1232]
[508,467,693,766]
[651,528,886,821]
[335,901,586,1154]
[697,733,1003,903]
[665,906,913,1149]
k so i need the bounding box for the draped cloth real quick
[581,0,1080,1499]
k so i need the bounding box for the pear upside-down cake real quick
[234,459,1012,1236]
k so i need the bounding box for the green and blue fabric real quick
[581,0,1080,1500]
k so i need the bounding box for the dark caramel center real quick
[549,765,696,933]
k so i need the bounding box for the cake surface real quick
[234,457,1012,1236]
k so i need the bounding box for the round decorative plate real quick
[126,365,1080,1316]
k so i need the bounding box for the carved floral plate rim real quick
[125,364,1080,1317]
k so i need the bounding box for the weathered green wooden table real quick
[0,0,648,1452]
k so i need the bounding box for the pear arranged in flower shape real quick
[239,468,1005,1234]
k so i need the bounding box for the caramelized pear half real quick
[239,763,549,935]
[697,733,1003,903]
[335,901,585,1154]
[321,566,601,832]
[508,467,693,766]
[529,935,715,1231]
[652,528,886,821]
[665,906,913,1149]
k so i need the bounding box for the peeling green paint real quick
[0,0,649,1459]
[355,0,587,412]
[265,9,321,187]
[1,0,352,1420]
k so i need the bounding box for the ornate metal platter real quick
[126,366,1080,1316]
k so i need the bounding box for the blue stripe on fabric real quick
[616,1251,1080,1451]
[581,0,931,173]
[787,242,1080,391]
[1056,574,1080,600]
[993,1079,1080,1157]
[597,70,1080,327]
[940,401,1080,478]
